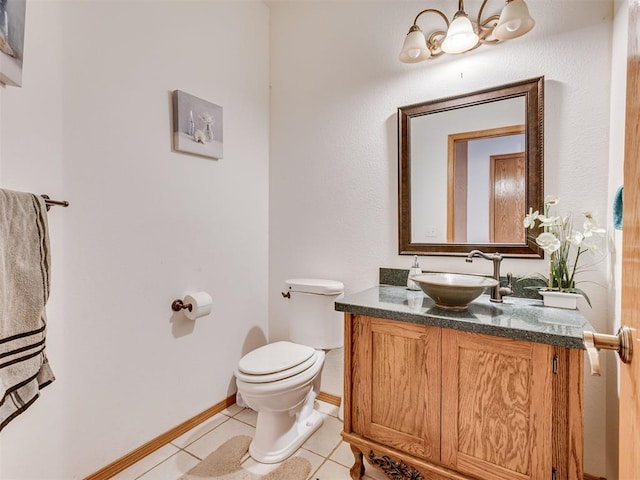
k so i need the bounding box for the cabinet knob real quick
[583,326,633,376]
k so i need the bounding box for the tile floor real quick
[111,399,387,480]
[112,347,363,479]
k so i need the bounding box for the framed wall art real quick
[172,90,223,160]
[0,0,26,87]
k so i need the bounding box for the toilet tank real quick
[285,278,344,349]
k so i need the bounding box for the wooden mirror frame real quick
[398,76,544,258]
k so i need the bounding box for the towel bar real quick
[40,194,69,211]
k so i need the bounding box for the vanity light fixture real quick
[399,0,535,63]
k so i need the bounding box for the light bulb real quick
[441,13,479,54]
[398,28,431,63]
[505,20,522,32]
[493,0,535,40]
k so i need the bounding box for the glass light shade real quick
[398,28,431,63]
[441,13,479,54]
[493,0,535,40]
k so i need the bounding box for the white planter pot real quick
[540,291,581,310]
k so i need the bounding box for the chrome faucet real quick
[465,250,513,303]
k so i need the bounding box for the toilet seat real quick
[236,341,320,384]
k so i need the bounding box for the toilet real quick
[234,278,344,464]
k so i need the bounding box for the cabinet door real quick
[352,316,441,462]
[441,329,553,480]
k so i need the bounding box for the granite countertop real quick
[335,285,595,349]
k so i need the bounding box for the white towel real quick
[0,188,55,432]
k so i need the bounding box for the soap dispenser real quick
[407,256,422,291]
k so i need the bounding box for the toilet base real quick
[248,409,323,464]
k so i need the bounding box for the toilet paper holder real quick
[170,292,213,320]
[171,299,193,312]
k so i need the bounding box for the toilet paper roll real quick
[183,291,213,320]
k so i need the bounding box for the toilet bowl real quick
[235,341,325,463]
[235,278,344,464]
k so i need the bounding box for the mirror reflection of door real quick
[490,152,526,243]
[447,125,525,243]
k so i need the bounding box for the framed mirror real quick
[398,77,544,257]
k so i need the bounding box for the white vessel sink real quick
[409,273,499,311]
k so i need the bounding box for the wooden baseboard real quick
[84,390,338,479]
[317,391,342,406]
[85,390,602,480]
[83,394,236,480]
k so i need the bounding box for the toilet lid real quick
[235,352,320,384]
[285,278,344,295]
[238,341,316,376]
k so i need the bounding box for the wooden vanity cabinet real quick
[351,317,441,462]
[343,314,584,480]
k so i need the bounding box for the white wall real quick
[0,1,270,479]
[269,0,613,476]
[0,0,622,478]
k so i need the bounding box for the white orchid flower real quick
[523,195,605,294]
[536,232,561,254]
[583,213,605,237]
[544,195,559,206]
[523,208,539,228]
[537,214,561,226]
[569,231,584,246]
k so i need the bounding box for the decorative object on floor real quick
[172,90,223,160]
[399,0,535,63]
[521,194,606,308]
[614,185,623,230]
[178,435,311,480]
[368,451,424,480]
[0,0,25,86]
